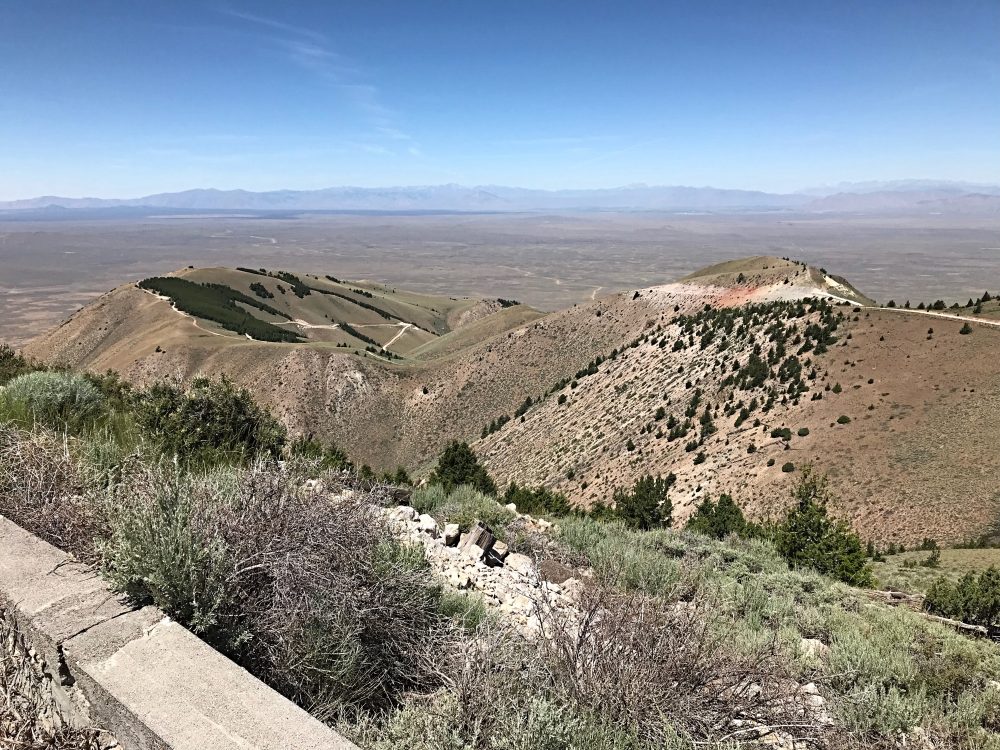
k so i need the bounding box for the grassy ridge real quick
[238,266,433,331]
[138,277,304,342]
[310,286,396,320]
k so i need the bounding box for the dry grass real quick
[534,585,815,747]
[0,424,108,563]
[98,458,449,716]
[0,421,455,719]
[873,548,1000,595]
[1,611,115,750]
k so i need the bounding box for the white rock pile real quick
[387,505,582,633]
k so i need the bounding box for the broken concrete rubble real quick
[460,521,496,557]
[385,505,578,634]
[416,513,439,535]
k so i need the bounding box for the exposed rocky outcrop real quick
[387,504,581,634]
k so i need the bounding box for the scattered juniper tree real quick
[429,441,497,495]
[685,494,748,539]
[774,468,874,587]
[135,377,286,465]
[612,474,675,530]
[925,568,1000,636]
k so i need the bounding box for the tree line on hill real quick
[884,291,993,312]
[138,277,304,342]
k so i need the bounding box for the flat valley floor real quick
[2,210,998,346]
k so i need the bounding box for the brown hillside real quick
[25,260,813,470]
[476,295,1000,547]
[23,257,998,544]
[21,266,684,470]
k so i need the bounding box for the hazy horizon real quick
[6,177,1000,205]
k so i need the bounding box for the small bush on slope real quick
[436,590,489,634]
[0,343,44,386]
[502,481,571,516]
[685,493,749,539]
[411,483,515,540]
[0,421,450,717]
[347,623,645,750]
[557,517,687,597]
[288,434,355,472]
[0,423,108,562]
[134,377,286,466]
[535,585,797,746]
[554,516,1000,748]
[774,468,874,587]
[1,371,105,431]
[611,473,674,530]
[925,567,1000,634]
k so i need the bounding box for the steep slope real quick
[24,265,661,470]
[28,261,815,471]
[475,260,1000,546]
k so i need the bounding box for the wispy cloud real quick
[217,6,422,156]
[377,126,412,141]
[353,143,391,156]
[497,135,620,147]
[218,7,327,44]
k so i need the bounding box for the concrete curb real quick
[0,514,358,750]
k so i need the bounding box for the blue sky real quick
[1,0,997,199]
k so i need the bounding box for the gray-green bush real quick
[99,458,445,715]
[553,513,1000,748]
[1,371,105,431]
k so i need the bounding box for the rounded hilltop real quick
[681,255,875,306]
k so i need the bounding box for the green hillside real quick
[137,277,304,342]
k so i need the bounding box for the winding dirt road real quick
[872,306,1000,329]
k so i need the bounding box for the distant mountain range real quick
[2,181,999,214]
[797,179,1000,196]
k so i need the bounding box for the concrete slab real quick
[69,615,357,750]
[0,515,133,677]
[0,515,107,616]
[1,514,359,750]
